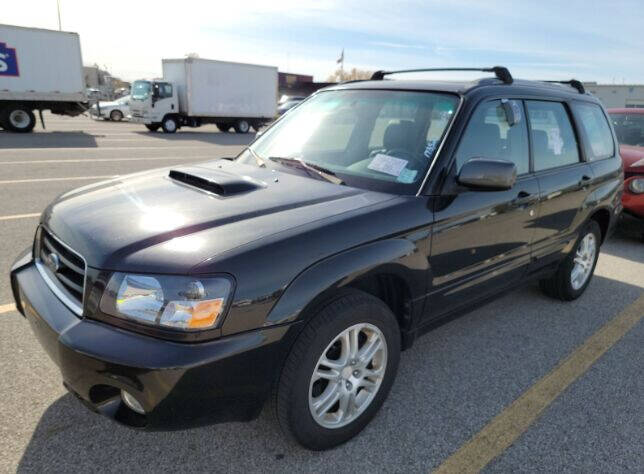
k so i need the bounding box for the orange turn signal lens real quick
[187,298,224,328]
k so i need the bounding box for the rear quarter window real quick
[526,101,580,171]
[571,102,615,161]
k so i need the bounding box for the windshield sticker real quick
[424,140,438,158]
[367,153,409,177]
[397,168,418,183]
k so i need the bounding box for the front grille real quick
[36,227,87,311]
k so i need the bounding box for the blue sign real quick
[0,42,19,77]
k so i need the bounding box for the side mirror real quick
[457,158,517,191]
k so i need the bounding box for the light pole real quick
[56,0,62,31]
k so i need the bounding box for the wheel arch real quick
[265,239,426,350]
[588,207,612,243]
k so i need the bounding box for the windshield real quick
[609,113,644,147]
[131,80,152,101]
[239,89,459,194]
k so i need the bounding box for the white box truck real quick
[129,58,278,133]
[0,24,86,132]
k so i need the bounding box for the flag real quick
[336,49,344,64]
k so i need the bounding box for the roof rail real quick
[370,66,513,84]
[543,79,585,94]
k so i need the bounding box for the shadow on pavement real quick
[16,276,643,472]
[0,131,98,149]
[601,216,644,263]
[133,130,256,146]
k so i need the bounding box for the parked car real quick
[90,95,131,121]
[277,95,306,115]
[10,67,622,450]
[607,108,644,219]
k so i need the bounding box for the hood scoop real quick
[169,166,266,196]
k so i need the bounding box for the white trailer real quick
[0,24,86,132]
[129,58,278,134]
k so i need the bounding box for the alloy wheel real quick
[308,323,387,429]
[571,233,596,290]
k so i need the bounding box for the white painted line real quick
[0,145,214,153]
[0,175,115,185]
[0,213,40,221]
[0,155,211,165]
[0,303,16,314]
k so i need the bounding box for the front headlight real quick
[628,178,644,194]
[99,273,233,331]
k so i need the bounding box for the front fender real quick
[265,237,428,326]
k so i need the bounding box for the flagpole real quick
[56,0,62,30]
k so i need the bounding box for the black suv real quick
[10,67,622,450]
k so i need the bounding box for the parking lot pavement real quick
[1,115,643,472]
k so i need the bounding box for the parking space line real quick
[433,294,644,474]
[0,176,115,185]
[0,303,16,314]
[0,146,214,153]
[0,213,40,221]
[0,155,211,165]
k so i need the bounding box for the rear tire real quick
[234,119,250,134]
[539,220,601,301]
[145,123,160,132]
[161,116,178,133]
[110,110,123,121]
[275,290,400,450]
[4,106,36,133]
[216,122,230,132]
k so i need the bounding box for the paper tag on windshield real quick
[367,154,409,177]
[397,168,418,183]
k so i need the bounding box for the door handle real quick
[517,190,531,199]
[580,175,592,185]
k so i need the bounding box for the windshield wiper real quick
[268,156,344,185]
[247,147,268,168]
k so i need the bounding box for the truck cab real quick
[129,79,179,132]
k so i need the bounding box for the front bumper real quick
[129,114,150,124]
[10,255,297,430]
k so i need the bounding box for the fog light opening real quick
[121,390,145,414]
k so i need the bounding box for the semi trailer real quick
[0,24,87,133]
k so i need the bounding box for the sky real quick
[3,0,644,83]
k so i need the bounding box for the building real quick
[83,66,129,100]
[583,83,644,109]
[278,72,333,99]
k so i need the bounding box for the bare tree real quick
[327,67,373,82]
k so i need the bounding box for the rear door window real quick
[526,101,580,171]
[571,102,614,160]
[455,99,529,175]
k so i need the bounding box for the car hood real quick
[42,159,395,273]
[620,145,644,172]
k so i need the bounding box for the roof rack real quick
[370,66,513,84]
[543,79,585,94]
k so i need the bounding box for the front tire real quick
[276,291,400,450]
[539,220,601,300]
[161,116,178,133]
[145,123,160,132]
[110,110,123,121]
[4,106,36,133]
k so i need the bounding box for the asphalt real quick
[0,114,642,473]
